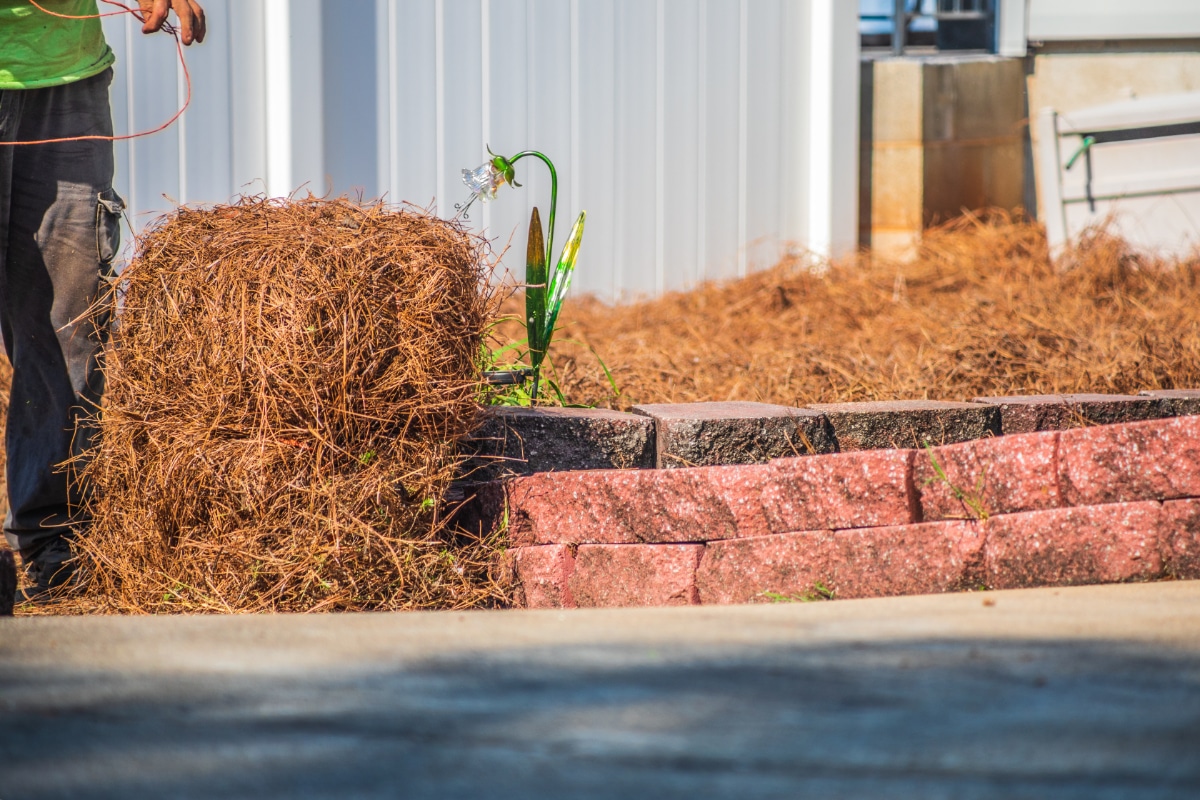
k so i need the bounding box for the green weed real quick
[922,442,990,521]
[761,582,836,603]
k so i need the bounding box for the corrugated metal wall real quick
[101,0,858,300]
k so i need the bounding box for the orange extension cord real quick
[0,0,190,146]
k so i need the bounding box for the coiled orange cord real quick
[0,0,191,146]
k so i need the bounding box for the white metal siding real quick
[102,0,858,300]
[1028,0,1200,41]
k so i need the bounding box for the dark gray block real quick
[631,401,836,469]
[805,400,1000,451]
[972,394,1169,434]
[1139,389,1200,417]
[462,406,655,480]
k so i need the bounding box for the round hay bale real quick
[76,197,506,613]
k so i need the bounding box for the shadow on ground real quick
[2,635,1198,799]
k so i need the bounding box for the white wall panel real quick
[744,0,786,273]
[483,0,532,266]
[1028,0,1200,41]
[376,0,438,208]
[105,0,858,300]
[322,0,377,198]
[662,0,702,291]
[181,0,232,205]
[573,0,618,297]
[701,0,744,285]
[611,0,658,298]
[228,1,267,196]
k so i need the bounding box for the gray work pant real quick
[0,69,121,556]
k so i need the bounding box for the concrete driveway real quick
[2,581,1199,799]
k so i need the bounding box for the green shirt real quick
[0,0,114,89]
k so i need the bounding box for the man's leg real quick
[0,69,121,591]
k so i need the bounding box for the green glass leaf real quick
[525,207,548,369]
[541,210,586,352]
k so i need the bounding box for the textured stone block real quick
[1161,499,1200,580]
[972,394,1167,434]
[569,544,704,607]
[631,401,835,469]
[696,521,985,605]
[916,431,1062,521]
[806,400,999,451]
[503,463,775,546]
[1058,416,1200,506]
[1140,389,1200,417]
[463,406,654,480]
[764,449,917,532]
[511,545,576,609]
[984,502,1165,590]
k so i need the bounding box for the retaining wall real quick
[472,407,1200,609]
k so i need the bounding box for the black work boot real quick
[1,550,15,616]
[17,535,77,605]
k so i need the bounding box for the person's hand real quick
[137,0,206,45]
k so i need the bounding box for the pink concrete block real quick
[915,431,1062,521]
[1058,416,1200,506]
[764,449,917,532]
[696,520,985,605]
[697,531,833,606]
[704,464,774,539]
[1161,499,1200,580]
[569,544,704,607]
[503,463,774,546]
[984,502,1165,590]
[511,545,576,609]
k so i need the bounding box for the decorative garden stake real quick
[462,148,586,404]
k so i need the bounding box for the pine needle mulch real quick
[537,212,1200,409]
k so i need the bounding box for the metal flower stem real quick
[508,150,557,402]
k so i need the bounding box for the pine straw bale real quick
[71,197,507,614]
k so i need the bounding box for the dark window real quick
[860,0,996,55]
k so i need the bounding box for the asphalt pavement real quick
[2,581,1199,799]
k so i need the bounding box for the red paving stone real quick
[1161,499,1200,580]
[1058,416,1200,506]
[696,531,832,606]
[704,465,775,538]
[502,464,776,546]
[511,545,576,609]
[696,521,985,605]
[569,544,704,608]
[764,449,917,532]
[984,502,1164,590]
[915,431,1062,521]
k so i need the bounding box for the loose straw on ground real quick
[532,211,1200,409]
